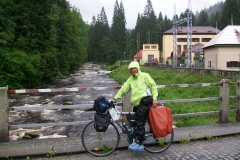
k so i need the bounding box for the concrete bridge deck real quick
[1,123,240,158]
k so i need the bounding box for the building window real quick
[177,38,187,42]
[227,61,240,67]
[192,38,200,42]
[208,61,211,68]
[145,46,150,49]
[177,45,181,54]
[151,45,157,49]
[202,38,211,42]
[183,45,187,51]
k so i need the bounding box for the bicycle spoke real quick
[143,122,174,153]
[81,121,120,157]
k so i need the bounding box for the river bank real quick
[8,62,121,140]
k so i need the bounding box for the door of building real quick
[148,55,154,63]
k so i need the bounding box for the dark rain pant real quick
[133,103,151,143]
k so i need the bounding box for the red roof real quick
[133,50,142,59]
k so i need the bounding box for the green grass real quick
[108,64,239,127]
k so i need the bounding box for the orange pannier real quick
[148,106,173,138]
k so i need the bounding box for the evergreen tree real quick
[125,29,135,60]
[88,16,97,62]
[109,0,126,64]
[56,0,72,75]
[237,0,240,9]
[196,10,209,26]
[0,0,15,52]
[95,7,110,63]
[133,0,159,51]
[143,0,158,44]
[0,0,88,88]
[66,7,88,71]
[0,0,16,87]
[219,0,240,30]
[163,15,172,31]
[208,11,221,28]
[157,12,163,23]
[87,7,110,63]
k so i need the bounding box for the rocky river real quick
[8,62,121,140]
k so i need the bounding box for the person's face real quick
[130,67,138,76]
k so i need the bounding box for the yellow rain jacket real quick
[114,62,158,106]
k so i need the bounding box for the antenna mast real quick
[172,4,177,67]
[187,0,192,68]
[172,0,192,68]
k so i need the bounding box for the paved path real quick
[1,123,240,159]
[32,135,240,160]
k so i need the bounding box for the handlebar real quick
[107,100,116,109]
[107,100,135,116]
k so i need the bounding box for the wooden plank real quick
[159,97,220,104]
[173,109,237,118]
[10,104,92,111]
[9,102,123,111]
[9,120,91,129]
[173,111,219,117]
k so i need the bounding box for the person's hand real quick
[152,100,158,108]
[108,99,116,103]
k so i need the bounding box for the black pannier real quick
[93,96,108,113]
[94,113,111,132]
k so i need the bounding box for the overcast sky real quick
[68,0,223,29]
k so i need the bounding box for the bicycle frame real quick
[108,104,147,143]
[114,119,137,142]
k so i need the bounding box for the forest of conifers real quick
[1,0,240,89]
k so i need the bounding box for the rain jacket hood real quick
[128,61,140,71]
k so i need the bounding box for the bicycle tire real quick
[143,121,174,153]
[81,120,120,157]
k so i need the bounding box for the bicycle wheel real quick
[143,121,174,153]
[81,120,120,157]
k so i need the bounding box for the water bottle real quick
[123,122,132,133]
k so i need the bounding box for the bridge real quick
[0,78,240,158]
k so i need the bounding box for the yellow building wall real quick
[204,47,218,70]
[142,44,159,65]
[205,46,240,71]
[162,34,216,65]
[142,51,159,64]
[133,58,142,65]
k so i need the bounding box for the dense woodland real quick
[1,0,240,89]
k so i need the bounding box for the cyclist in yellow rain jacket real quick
[113,61,158,152]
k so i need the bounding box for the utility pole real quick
[137,32,140,52]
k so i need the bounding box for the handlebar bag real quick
[93,96,108,113]
[148,106,173,138]
[94,113,111,132]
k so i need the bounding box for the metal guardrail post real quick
[122,91,132,126]
[0,86,9,142]
[219,79,229,123]
[236,80,240,122]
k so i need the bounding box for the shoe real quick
[128,142,144,152]
[128,142,137,151]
